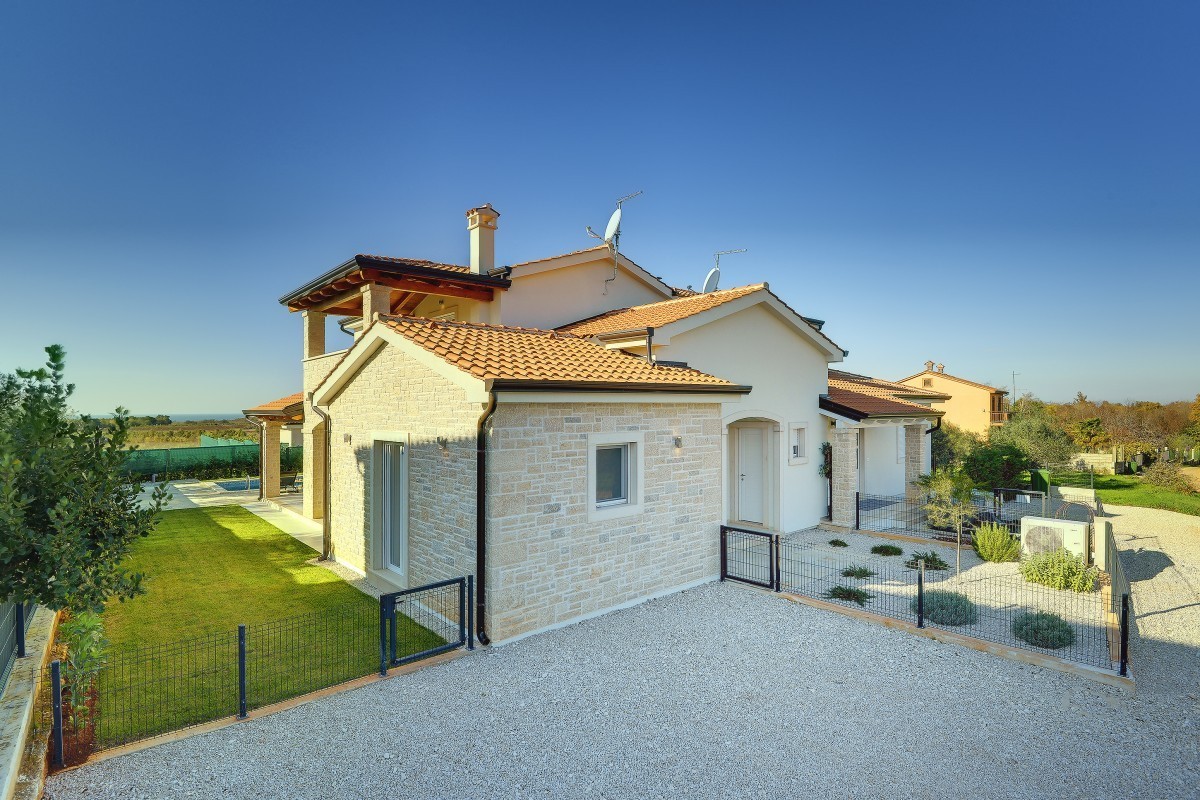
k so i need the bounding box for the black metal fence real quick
[721,526,1130,676]
[856,489,1094,542]
[1,599,36,693]
[44,577,472,767]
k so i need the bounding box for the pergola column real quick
[303,421,325,519]
[904,423,926,500]
[831,427,860,528]
[261,420,283,499]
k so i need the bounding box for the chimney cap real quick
[936,363,945,373]
[924,360,935,371]
[466,203,500,219]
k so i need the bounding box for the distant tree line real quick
[931,392,1200,489]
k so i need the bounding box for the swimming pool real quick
[216,478,260,491]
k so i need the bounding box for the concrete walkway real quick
[137,479,258,510]
[242,501,322,553]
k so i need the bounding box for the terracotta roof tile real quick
[828,370,951,400]
[825,372,944,419]
[379,316,743,389]
[244,392,304,418]
[355,254,473,275]
[557,285,767,336]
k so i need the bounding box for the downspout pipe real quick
[925,417,942,436]
[475,386,498,645]
[307,391,333,561]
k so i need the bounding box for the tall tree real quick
[0,345,167,612]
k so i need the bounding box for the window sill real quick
[587,501,644,524]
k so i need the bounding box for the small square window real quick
[595,444,629,506]
[788,422,810,465]
[922,378,933,387]
[587,432,644,522]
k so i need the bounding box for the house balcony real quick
[991,412,1009,424]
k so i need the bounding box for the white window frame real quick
[587,431,645,522]
[897,426,905,464]
[370,431,410,582]
[787,421,809,466]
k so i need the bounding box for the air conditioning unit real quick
[1020,516,1091,562]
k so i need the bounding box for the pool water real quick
[216,479,260,491]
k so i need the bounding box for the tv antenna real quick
[586,191,643,294]
[702,248,746,293]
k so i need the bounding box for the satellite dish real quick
[603,207,622,244]
[702,267,720,293]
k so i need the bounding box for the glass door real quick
[380,442,408,578]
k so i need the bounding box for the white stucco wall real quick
[502,257,670,329]
[659,302,832,531]
[861,426,905,496]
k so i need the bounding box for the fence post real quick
[466,576,475,651]
[719,526,728,581]
[1119,593,1130,677]
[50,660,64,768]
[855,491,861,530]
[237,624,247,719]
[916,560,925,628]
[457,578,467,650]
[15,602,25,658]
[771,534,781,593]
[378,596,389,677]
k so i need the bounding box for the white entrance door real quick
[737,426,766,524]
[380,442,408,579]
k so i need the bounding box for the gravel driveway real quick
[46,552,1199,800]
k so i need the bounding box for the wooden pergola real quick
[243,393,304,500]
[281,256,511,317]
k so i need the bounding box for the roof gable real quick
[559,284,847,363]
[898,370,1007,394]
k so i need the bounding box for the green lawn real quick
[1092,474,1200,517]
[92,506,445,747]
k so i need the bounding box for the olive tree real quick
[0,345,167,612]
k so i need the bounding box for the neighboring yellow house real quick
[897,362,1009,437]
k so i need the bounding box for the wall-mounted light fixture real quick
[436,436,449,452]
[673,436,684,449]
[343,433,352,445]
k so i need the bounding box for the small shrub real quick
[905,550,949,571]
[828,539,849,548]
[911,590,978,626]
[841,565,875,579]
[1143,460,1196,495]
[870,544,903,557]
[973,522,1021,562]
[1011,611,1076,649]
[1019,548,1098,593]
[58,612,108,725]
[826,585,871,606]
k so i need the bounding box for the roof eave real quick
[488,380,752,394]
[278,256,511,307]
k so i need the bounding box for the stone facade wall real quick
[904,423,925,500]
[324,344,479,586]
[484,401,724,642]
[302,350,346,519]
[831,427,859,527]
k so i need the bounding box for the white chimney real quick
[466,204,500,274]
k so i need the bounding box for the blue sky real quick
[1,1,1196,413]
